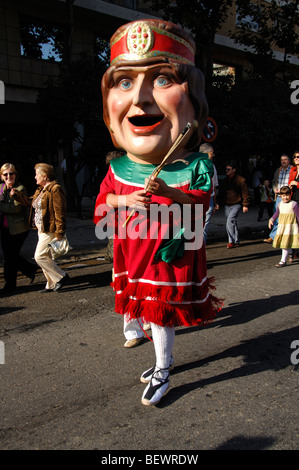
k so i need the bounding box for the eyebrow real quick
[111,64,176,82]
[115,64,173,73]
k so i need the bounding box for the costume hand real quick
[126,190,151,210]
[289,181,297,187]
[268,219,273,229]
[243,206,249,213]
[145,177,169,197]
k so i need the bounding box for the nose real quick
[132,75,154,107]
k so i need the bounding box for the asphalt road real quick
[0,233,298,451]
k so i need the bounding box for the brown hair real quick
[35,163,56,182]
[279,186,291,195]
[292,150,299,164]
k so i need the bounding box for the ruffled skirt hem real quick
[112,276,223,327]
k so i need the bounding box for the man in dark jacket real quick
[219,161,250,248]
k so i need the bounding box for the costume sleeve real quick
[180,158,213,213]
[155,157,213,263]
[93,167,115,224]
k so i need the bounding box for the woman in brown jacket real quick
[12,163,70,292]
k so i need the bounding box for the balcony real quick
[101,0,157,16]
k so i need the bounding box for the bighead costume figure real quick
[94,19,222,406]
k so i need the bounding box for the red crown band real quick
[110,22,195,66]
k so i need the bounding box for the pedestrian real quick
[199,143,219,244]
[264,154,291,243]
[257,179,274,221]
[94,19,222,406]
[11,163,70,292]
[251,163,262,206]
[268,186,299,267]
[289,151,299,203]
[0,163,37,294]
[288,150,299,261]
[219,160,250,249]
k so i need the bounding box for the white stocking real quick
[151,323,175,370]
[281,248,291,263]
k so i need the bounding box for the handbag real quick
[48,235,72,259]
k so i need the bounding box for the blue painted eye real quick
[155,77,169,87]
[120,80,132,90]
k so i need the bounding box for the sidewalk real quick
[207,203,270,243]
[0,197,271,268]
[0,197,105,269]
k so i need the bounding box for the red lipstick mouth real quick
[128,114,164,132]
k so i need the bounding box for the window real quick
[213,63,236,88]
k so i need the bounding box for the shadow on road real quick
[218,290,299,327]
[207,247,280,269]
[159,325,299,410]
[175,290,299,331]
[214,434,276,450]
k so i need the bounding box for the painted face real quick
[106,64,195,164]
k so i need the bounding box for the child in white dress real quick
[268,186,299,267]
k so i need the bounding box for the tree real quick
[231,0,299,81]
[207,77,299,166]
[34,0,110,215]
[147,0,299,166]
[38,53,110,216]
[148,0,236,86]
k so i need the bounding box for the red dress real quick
[94,152,222,327]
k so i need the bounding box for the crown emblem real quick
[127,22,154,56]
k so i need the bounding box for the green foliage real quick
[38,53,105,150]
[207,79,299,164]
[149,0,235,75]
[38,53,111,213]
[147,0,299,164]
[20,19,64,61]
[232,0,299,80]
